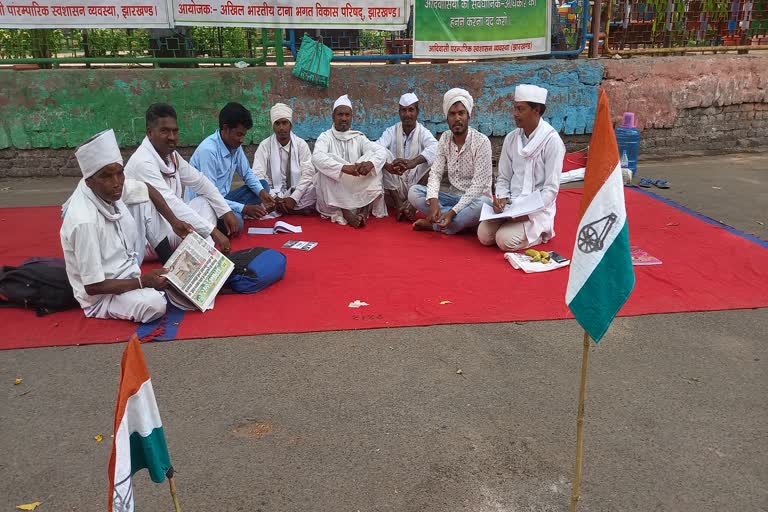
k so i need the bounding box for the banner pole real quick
[570,330,591,512]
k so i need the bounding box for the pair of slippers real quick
[638,178,670,189]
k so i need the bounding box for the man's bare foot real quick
[342,208,366,228]
[412,219,434,231]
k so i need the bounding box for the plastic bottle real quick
[616,112,640,177]
[620,150,632,185]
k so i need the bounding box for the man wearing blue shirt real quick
[187,102,275,233]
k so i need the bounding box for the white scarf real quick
[62,180,138,262]
[62,179,122,222]
[515,120,558,195]
[137,136,183,197]
[394,122,421,160]
[396,122,426,187]
[329,127,365,163]
[269,133,302,197]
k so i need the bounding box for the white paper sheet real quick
[480,191,545,222]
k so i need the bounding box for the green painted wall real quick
[0,61,603,151]
[0,69,272,150]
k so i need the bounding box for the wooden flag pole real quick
[570,330,592,512]
[166,467,182,512]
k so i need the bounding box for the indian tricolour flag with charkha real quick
[108,334,172,512]
[566,88,636,342]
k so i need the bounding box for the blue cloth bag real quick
[225,248,286,294]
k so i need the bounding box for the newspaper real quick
[163,232,234,311]
[480,191,545,222]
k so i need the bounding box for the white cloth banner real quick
[172,0,407,29]
[0,0,172,28]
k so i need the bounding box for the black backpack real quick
[0,257,79,316]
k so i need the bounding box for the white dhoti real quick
[188,195,218,227]
[314,172,387,225]
[312,127,389,226]
[126,194,214,261]
[382,167,410,201]
[294,186,317,210]
[376,122,437,208]
[85,287,167,323]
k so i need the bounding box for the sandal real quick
[652,179,670,189]
[638,178,653,188]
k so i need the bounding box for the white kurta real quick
[311,128,388,224]
[496,120,566,244]
[376,122,437,195]
[252,133,317,209]
[60,179,166,322]
[125,137,231,243]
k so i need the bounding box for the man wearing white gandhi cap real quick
[478,84,566,251]
[252,102,317,215]
[312,94,388,228]
[60,129,196,323]
[409,87,493,234]
[376,92,438,222]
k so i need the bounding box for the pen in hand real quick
[492,194,504,214]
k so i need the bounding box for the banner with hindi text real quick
[172,0,408,29]
[0,0,173,28]
[413,0,550,59]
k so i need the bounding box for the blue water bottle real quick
[615,112,640,176]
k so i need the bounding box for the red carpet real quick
[1,188,767,350]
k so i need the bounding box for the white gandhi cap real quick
[514,84,548,104]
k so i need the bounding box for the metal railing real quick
[603,0,768,54]
[0,27,286,66]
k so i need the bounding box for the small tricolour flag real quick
[108,334,172,512]
[566,88,635,342]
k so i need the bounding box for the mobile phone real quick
[549,251,568,264]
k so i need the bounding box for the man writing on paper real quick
[478,84,565,251]
[376,92,438,221]
[252,103,317,215]
[312,94,388,228]
[61,130,195,323]
[409,88,493,234]
[187,102,275,231]
[125,103,238,258]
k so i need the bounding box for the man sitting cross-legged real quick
[61,129,195,323]
[409,88,492,234]
[252,103,317,216]
[478,84,565,251]
[312,94,388,228]
[187,102,275,232]
[376,92,437,222]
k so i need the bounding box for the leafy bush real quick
[0,28,148,58]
